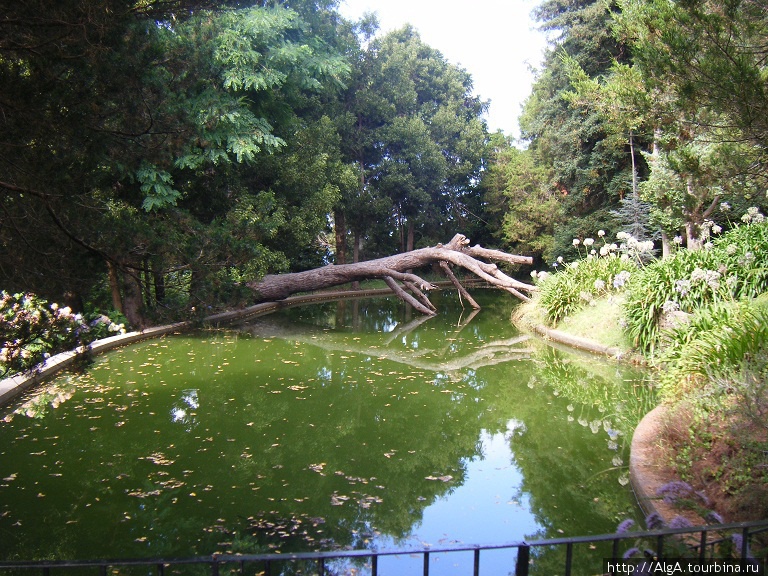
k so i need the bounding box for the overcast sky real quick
[337,0,549,138]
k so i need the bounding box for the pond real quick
[0,291,655,574]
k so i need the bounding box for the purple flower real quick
[669,516,693,529]
[657,480,693,504]
[623,547,640,559]
[731,533,752,559]
[732,533,744,552]
[705,511,724,524]
[645,512,664,530]
[616,519,636,534]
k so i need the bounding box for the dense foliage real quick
[624,218,768,353]
[0,1,489,330]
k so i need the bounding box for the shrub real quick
[659,298,768,397]
[0,292,125,378]
[536,250,637,324]
[623,221,768,353]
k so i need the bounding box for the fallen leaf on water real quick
[425,475,453,482]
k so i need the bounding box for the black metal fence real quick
[2,520,767,576]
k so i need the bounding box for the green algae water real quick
[0,292,654,574]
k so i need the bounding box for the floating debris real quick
[425,475,453,483]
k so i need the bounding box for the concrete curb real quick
[629,405,668,519]
[629,404,704,525]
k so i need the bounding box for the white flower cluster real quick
[690,267,721,290]
[741,206,765,224]
[662,300,680,314]
[616,232,654,257]
[108,322,127,334]
[675,279,691,296]
[613,270,631,289]
[675,267,722,297]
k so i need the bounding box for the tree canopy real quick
[1,0,766,328]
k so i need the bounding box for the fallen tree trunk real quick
[247,234,536,314]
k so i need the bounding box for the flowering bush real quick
[614,484,750,561]
[623,219,768,353]
[532,231,640,324]
[0,292,125,378]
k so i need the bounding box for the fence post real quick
[740,527,749,559]
[515,544,530,576]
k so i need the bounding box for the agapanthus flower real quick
[705,511,724,524]
[674,279,691,296]
[622,547,640,559]
[616,518,635,534]
[662,300,680,314]
[657,480,694,504]
[669,516,693,529]
[613,270,631,289]
[645,512,664,530]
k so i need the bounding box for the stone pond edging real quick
[629,404,676,521]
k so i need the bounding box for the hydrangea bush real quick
[0,291,126,378]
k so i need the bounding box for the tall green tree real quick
[0,1,350,325]
[336,26,488,258]
[481,134,560,263]
[519,0,637,260]
[610,0,768,248]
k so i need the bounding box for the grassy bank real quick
[515,221,768,523]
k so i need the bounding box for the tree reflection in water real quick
[0,292,653,575]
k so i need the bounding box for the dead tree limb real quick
[246,234,535,314]
[439,261,480,310]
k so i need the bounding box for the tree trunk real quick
[247,234,535,315]
[153,266,166,304]
[661,230,671,259]
[334,209,347,265]
[121,266,145,328]
[107,261,124,314]
[352,228,362,291]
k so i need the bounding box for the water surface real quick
[0,292,654,574]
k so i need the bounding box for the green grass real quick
[557,295,633,350]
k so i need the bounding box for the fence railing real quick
[2,520,767,576]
